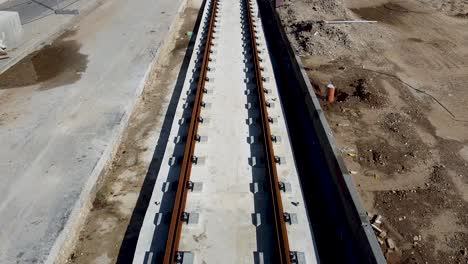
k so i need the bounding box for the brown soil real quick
[65,4,200,264]
[279,0,468,263]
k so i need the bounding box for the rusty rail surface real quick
[244,0,292,262]
[162,0,218,262]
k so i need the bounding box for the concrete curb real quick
[46,0,191,263]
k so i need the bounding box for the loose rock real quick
[386,238,396,249]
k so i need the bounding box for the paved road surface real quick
[0,0,78,24]
[0,0,182,262]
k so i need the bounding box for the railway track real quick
[162,0,219,261]
[132,0,385,262]
[163,0,297,262]
[133,0,316,262]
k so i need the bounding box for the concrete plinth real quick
[0,11,23,49]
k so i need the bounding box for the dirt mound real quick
[382,113,423,145]
[356,112,430,176]
[290,21,351,55]
[375,166,468,263]
[416,0,468,17]
[313,64,389,110]
[356,137,410,176]
[278,0,354,55]
[351,78,387,105]
[278,0,468,262]
[287,20,352,55]
[336,77,388,108]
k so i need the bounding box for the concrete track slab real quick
[133,0,319,262]
[0,0,183,262]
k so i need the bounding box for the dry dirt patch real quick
[279,0,468,262]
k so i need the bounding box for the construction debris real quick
[386,238,396,249]
[377,237,384,245]
[323,20,377,24]
[378,230,387,239]
[371,223,382,233]
[326,83,336,103]
[373,214,382,225]
[0,39,7,60]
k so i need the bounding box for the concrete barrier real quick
[0,11,23,50]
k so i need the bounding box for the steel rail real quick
[244,0,292,263]
[162,0,218,262]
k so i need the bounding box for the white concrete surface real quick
[0,0,184,262]
[0,11,23,48]
[133,0,319,262]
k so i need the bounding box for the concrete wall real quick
[0,11,23,50]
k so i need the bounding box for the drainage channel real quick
[254,0,386,263]
[132,0,318,262]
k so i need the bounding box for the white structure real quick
[0,11,23,50]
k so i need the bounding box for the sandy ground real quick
[65,4,200,264]
[278,0,468,263]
